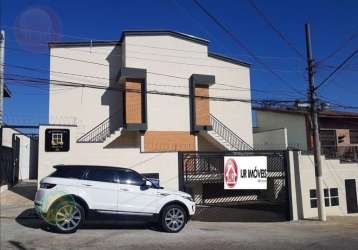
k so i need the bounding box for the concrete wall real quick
[1,128,32,180]
[293,152,358,218]
[253,128,288,150]
[124,35,253,145]
[49,45,123,136]
[37,125,179,189]
[256,111,307,150]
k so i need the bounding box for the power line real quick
[1,60,302,97]
[192,0,305,97]
[2,45,305,73]
[2,62,293,95]
[2,73,299,105]
[315,48,358,90]
[316,29,358,66]
[247,0,305,60]
[3,25,303,61]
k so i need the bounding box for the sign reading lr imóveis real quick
[224,156,267,190]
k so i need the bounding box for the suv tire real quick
[49,199,85,234]
[160,204,187,233]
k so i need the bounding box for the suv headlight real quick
[182,195,194,202]
[40,183,56,189]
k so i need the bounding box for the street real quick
[1,182,358,250]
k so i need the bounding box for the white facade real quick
[38,31,253,189]
[253,128,288,150]
[1,127,33,180]
[290,151,358,218]
[255,110,308,150]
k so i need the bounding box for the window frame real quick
[349,129,358,144]
[84,167,120,184]
[309,188,339,208]
[118,169,146,186]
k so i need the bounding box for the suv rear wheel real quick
[50,201,85,233]
[161,204,187,233]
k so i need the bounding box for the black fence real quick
[178,151,290,222]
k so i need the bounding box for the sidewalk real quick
[0,180,37,219]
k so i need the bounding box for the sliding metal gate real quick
[178,151,291,222]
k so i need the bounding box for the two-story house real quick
[254,107,358,162]
[38,30,253,190]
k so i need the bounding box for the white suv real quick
[34,165,195,233]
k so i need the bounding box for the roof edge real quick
[120,30,209,46]
[208,52,251,68]
[254,107,358,118]
[48,40,120,48]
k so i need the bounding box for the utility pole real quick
[305,24,326,221]
[0,30,4,126]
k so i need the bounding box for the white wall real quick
[253,128,288,150]
[124,35,253,145]
[49,45,122,136]
[294,152,358,218]
[38,125,179,189]
[1,128,32,180]
[256,111,307,150]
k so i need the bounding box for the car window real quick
[118,169,145,186]
[50,167,85,179]
[85,168,118,183]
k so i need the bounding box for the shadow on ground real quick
[193,205,288,222]
[15,209,160,233]
[9,181,37,201]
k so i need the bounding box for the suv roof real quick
[53,164,129,171]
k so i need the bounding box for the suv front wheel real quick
[161,204,187,233]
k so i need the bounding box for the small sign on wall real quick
[45,129,70,152]
[224,156,267,190]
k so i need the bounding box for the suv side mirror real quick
[140,180,152,190]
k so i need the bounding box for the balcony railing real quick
[209,114,253,151]
[321,145,358,163]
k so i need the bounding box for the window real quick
[319,130,337,147]
[50,166,85,179]
[52,133,63,146]
[350,130,358,144]
[118,169,145,186]
[309,188,339,208]
[309,189,317,208]
[86,168,118,183]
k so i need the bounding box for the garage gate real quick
[178,151,291,222]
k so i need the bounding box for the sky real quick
[1,0,358,127]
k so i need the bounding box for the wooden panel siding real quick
[125,81,142,124]
[144,131,195,152]
[195,86,210,126]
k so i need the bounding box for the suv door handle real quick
[120,188,129,191]
[82,184,92,187]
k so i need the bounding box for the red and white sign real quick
[224,156,267,190]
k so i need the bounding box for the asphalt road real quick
[1,182,358,250]
[2,214,358,250]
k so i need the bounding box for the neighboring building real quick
[38,30,253,189]
[253,107,358,218]
[254,107,358,162]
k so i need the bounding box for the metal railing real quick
[321,145,358,163]
[209,114,253,150]
[77,112,122,143]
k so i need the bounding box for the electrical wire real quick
[2,73,299,105]
[315,48,358,90]
[247,0,305,60]
[192,0,305,97]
